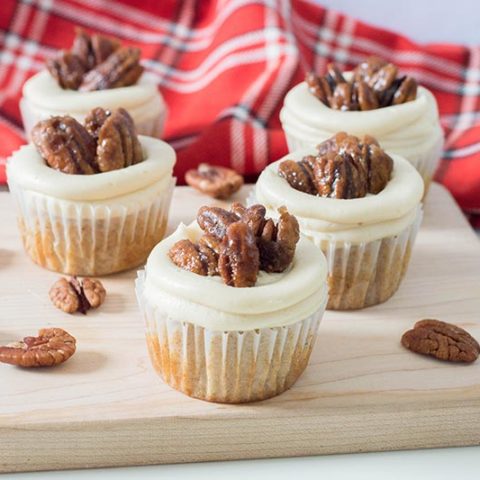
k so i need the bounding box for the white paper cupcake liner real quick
[20,97,167,139]
[135,271,326,403]
[9,178,175,276]
[281,118,443,195]
[248,190,422,310]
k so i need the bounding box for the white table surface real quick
[4,1,480,478]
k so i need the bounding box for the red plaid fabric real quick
[1,0,479,224]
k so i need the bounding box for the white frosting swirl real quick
[22,70,164,124]
[280,76,443,158]
[142,223,328,331]
[6,136,175,202]
[255,150,424,244]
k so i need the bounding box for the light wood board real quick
[1,183,480,473]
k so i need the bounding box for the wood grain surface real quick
[1,183,479,473]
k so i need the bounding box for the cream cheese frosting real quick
[141,222,328,331]
[255,150,424,244]
[280,74,443,159]
[6,135,175,202]
[22,70,164,124]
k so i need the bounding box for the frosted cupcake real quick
[20,28,166,139]
[136,203,328,403]
[7,108,175,276]
[280,57,443,191]
[255,132,424,310]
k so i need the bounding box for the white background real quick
[6,1,480,479]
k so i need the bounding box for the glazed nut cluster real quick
[47,28,143,91]
[306,56,418,111]
[169,203,300,287]
[278,132,393,199]
[32,107,143,175]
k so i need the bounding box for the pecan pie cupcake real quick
[20,28,166,139]
[7,108,175,276]
[280,57,443,191]
[255,133,424,310]
[135,203,328,403]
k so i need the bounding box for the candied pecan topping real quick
[313,152,367,199]
[185,164,244,200]
[32,107,143,175]
[84,107,111,139]
[257,208,300,273]
[279,132,393,198]
[96,107,143,171]
[49,276,106,314]
[169,203,300,286]
[402,319,480,363]
[0,328,76,368]
[80,47,143,91]
[46,52,86,90]
[32,116,97,174]
[218,222,259,287]
[48,28,141,91]
[307,56,417,110]
[197,206,240,238]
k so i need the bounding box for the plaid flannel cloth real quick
[1,0,479,226]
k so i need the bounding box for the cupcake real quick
[255,132,424,310]
[7,108,175,276]
[280,57,443,191]
[20,28,166,139]
[135,203,328,403]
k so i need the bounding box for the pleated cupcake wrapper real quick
[20,97,166,140]
[135,270,326,403]
[281,120,443,193]
[247,190,422,310]
[9,178,175,276]
[315,207,422,310]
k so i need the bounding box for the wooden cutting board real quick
[1,184,480,474]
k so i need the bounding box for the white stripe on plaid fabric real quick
[445,46,480,149]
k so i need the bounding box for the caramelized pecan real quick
[80,46,144,91]
[218,222,259,287]
[365,143,393,194]
[0,328,76,368]
[278,159,316,194]
[32,116,97,174]
[46,52,86,90]
[96,108,143,171]
[185,164,244,200]
[231,203,266,236]
[84,107,111,140]
[313,152,367,199]
[169,239,209,276]
[258,208,299,273]
[197,206,239,238]
[402,319,480,363]
[308,56,417,110]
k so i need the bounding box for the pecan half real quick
[32,116,97,174]
[218,222,259,287]
[197,206,240,238]
[231,203,267,236]
[169,239,209,276]
[356,81,379,111]
[84,107,111,140]
[185,164,244,200]
[49,276,106,315]
[257,208,300,273]
[313,152,367,199]
[306,72,332,105]
[46,52,86,90]
[402,319,480,363]
[96,108,143,171]
[393,76,418,105]
[80,47,144,91]
[330,83,353,111]
[278,159,316,194]
[364,143,393,194]
[0,328,76,368]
